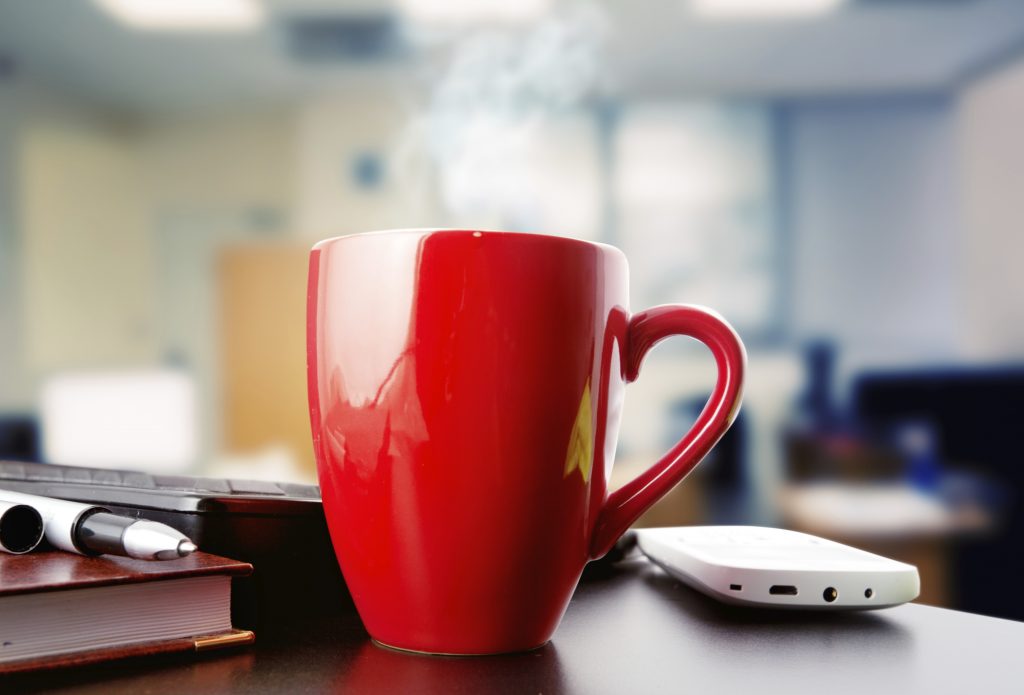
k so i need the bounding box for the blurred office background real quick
[0,0,1022,619]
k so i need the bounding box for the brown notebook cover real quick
[0,551,254,675]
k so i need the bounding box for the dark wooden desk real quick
[11,560,1024,694]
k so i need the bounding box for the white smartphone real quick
[636,526,920,610]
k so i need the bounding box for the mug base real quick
[371,638,550,657]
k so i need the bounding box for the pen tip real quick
[178,540,198,557]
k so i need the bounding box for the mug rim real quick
[311,228,625,258]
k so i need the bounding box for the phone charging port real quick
[769,585,798,596]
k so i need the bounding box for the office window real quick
[614,102,778,339]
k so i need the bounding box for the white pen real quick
[0,489,197,560]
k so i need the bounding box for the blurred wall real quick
[785,97,960,390]
[21,118,155,370]
[140,111,294,219]
[296,90,435,237]
[0,82,153,410]
[959,54,1024,361]
[0,81,19,410]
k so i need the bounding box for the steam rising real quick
[400,6,608,230]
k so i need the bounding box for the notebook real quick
[0,550,254,674]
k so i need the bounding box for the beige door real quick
[219,244,315,475]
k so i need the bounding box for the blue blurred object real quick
[796,340,841,432]
[352,151,384,190]
[893,421,941,492]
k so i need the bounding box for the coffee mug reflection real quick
[340,641,566,693]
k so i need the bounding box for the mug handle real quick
[589,304,747,559]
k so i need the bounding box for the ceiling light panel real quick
[691,0,846,20]
[93,0,264,31]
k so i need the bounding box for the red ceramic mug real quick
[307,229,745,655]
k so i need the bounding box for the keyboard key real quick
[63,467,93,483]
[0,462,26,479]
[0,461,322,505]
[121,473,156,489]
[153,475,198,491]
[27,465,64,482]
[277,482,321,499]
[228,479,287,496]
[192,477,231,493]
[91,471,123,485]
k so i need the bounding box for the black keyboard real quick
[0,460,321,514]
